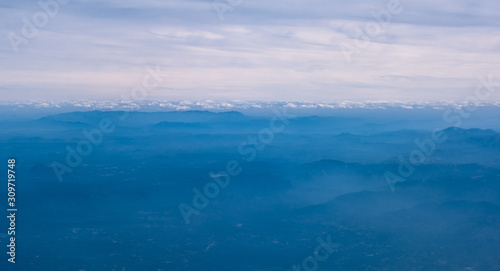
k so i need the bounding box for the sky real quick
[1,0,500,102]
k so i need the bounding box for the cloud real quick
[0,0,499,102]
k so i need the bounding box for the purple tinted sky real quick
[1,0,500,102]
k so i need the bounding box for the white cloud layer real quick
[1,0,499,102]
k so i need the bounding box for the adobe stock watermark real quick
[50,65,164,183]
[212,0,243,21]
[178,108,295,224]
[339,0,404,64]
[289,234,340,271]
[385,74,500,191]
[7,0,70,53]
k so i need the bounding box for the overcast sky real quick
[1,0,500,102]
